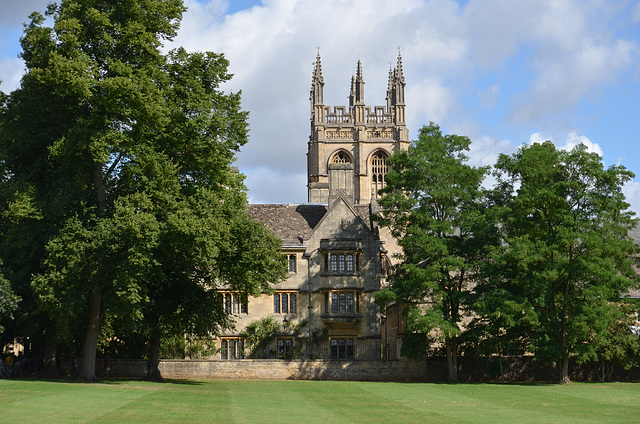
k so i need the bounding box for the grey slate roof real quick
[247,202,375,246]
[247,204,327,246]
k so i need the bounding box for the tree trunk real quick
[77,284,104,382]
[497,346,505,384]
[559,351,570,384]
[146,327,164,381]
[445,337,458,382]
[75,162,108,382]
[598,361,607,383]
[42,323,58,377]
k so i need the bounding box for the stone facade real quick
[213,54,408,361]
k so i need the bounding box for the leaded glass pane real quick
[221,340,228,360]
[290,294,296,314]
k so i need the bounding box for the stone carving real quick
[366,129,395,139]
[326,129,355,140]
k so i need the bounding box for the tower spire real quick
[389,50,406,123]
[396,49,405,84]
[310,51,325,126]
[310,50,324,105]
[354,59,365,104]
[386,62,394,111]
[349,74,356,108]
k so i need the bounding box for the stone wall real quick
[100,357,640,382]
[157,359,429,381]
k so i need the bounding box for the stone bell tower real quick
[307,52,409,205]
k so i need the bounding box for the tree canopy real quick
[376,126,639,382]
[483,141,639,383]
[375,122,493,381]
[0,0,286,381]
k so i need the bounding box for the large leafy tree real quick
[0,265,20,335]
[375,123,493,382]
[0,0,286,381]
[487,141,638,383]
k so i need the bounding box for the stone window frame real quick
[330,338,354,359]
[288,254,297,273]
[324,290,360,315]
[220,338,244,360]
[324,251,359,275]
[223,292,248,315]
[370,149,389,198]
[276,338,294,357]
[273,291,297,314]
[330,150,353,164]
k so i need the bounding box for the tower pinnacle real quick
[354,59,365,104]
[310,52,324,105]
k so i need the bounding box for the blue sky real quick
[1,0,640,213]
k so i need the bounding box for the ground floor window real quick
[330,338,354,359]
[277,338,293,357]
[220,338,244,360]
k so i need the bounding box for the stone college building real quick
[215,53,408,361]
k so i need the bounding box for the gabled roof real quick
[247,204,327,246]
[247,201,376,247]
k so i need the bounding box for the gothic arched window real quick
[371,151,389,198]
[331,151,352,164]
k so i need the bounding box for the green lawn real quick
[1,379,638,423]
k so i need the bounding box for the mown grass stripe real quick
[1,379,639,423]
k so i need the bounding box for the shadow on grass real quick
[350,380,563,387]
[4,377,204,386]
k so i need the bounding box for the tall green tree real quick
[487,141,638,383]
[0,265,20,335]
[1,0,286,381]
[375,123,493,381]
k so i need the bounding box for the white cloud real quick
[513,39,637,124]
[528,132,548,144]
[527,131,603,156]
[469,134,516,167]
[406,78,455,128]
[623,181,640,215]
[2,0,638,208]
[559,132,603,156]
[173,0,639,204]
[245,167,307,205]
[463,0,540,69]
[0,57,24,93]
[478,84,500,108]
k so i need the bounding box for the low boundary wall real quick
[159,359,429,381]
[99,359,431,381]
[99,357,640,382]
